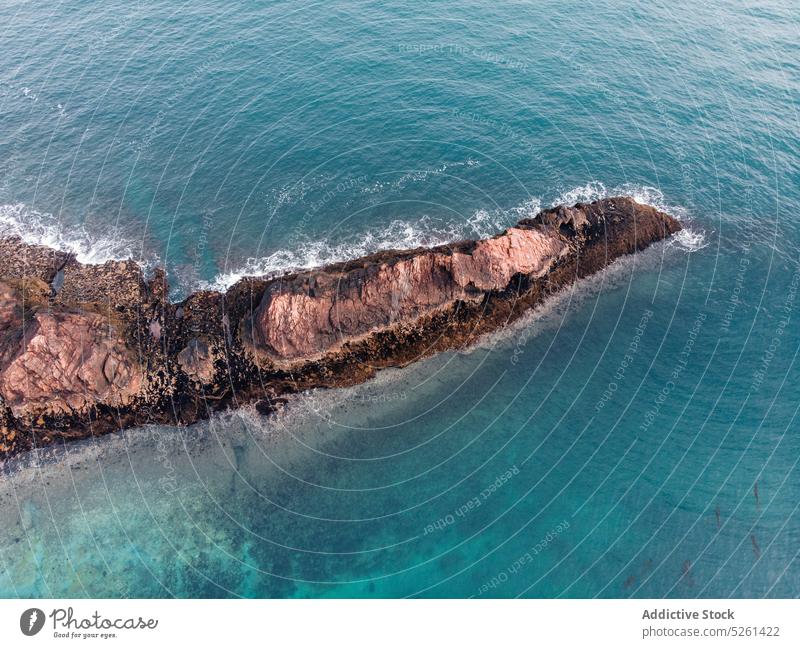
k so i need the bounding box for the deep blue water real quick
[1,0,799,597]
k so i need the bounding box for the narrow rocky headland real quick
[0,197,680,459]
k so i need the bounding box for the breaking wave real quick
[552,181,707,253]
[0,202,153,268]
[1,183,700,295]
[201,199,540,292]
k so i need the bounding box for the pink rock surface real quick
[0,196,682,456]
[0,283,143,417]
[250,225,566,361]
[451,226,565,289]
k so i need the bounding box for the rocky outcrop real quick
[54,258,147,311]
[247,225,567,361]
[0,236,72,284]
[177,338,216,384]
[0,197,680,458]
[0,299,143,418]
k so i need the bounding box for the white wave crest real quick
[205,181,695,292]
[551,181,689,220]
[0,203,150,267]
[203,205,525,292]
[669,227,709,252]
[550,181,706,251]
[2,182,695,295]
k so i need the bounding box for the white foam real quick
[551,180,610,207]
[551,181,689,219]
[1,183,699,296]
[0,203,150,267]
[203,206,520,292]
[669,227,709,253]
[550,182,705,253]
[205,182,697,292]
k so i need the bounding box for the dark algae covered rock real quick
[0,197,680,458]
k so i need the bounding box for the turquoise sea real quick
[1,0,799,597]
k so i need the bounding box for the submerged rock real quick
[0,197,680,458]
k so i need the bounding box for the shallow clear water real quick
[0,0,799,597]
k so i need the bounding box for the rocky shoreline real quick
[0,197,680,459]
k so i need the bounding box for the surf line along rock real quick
[0,197,680,458]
